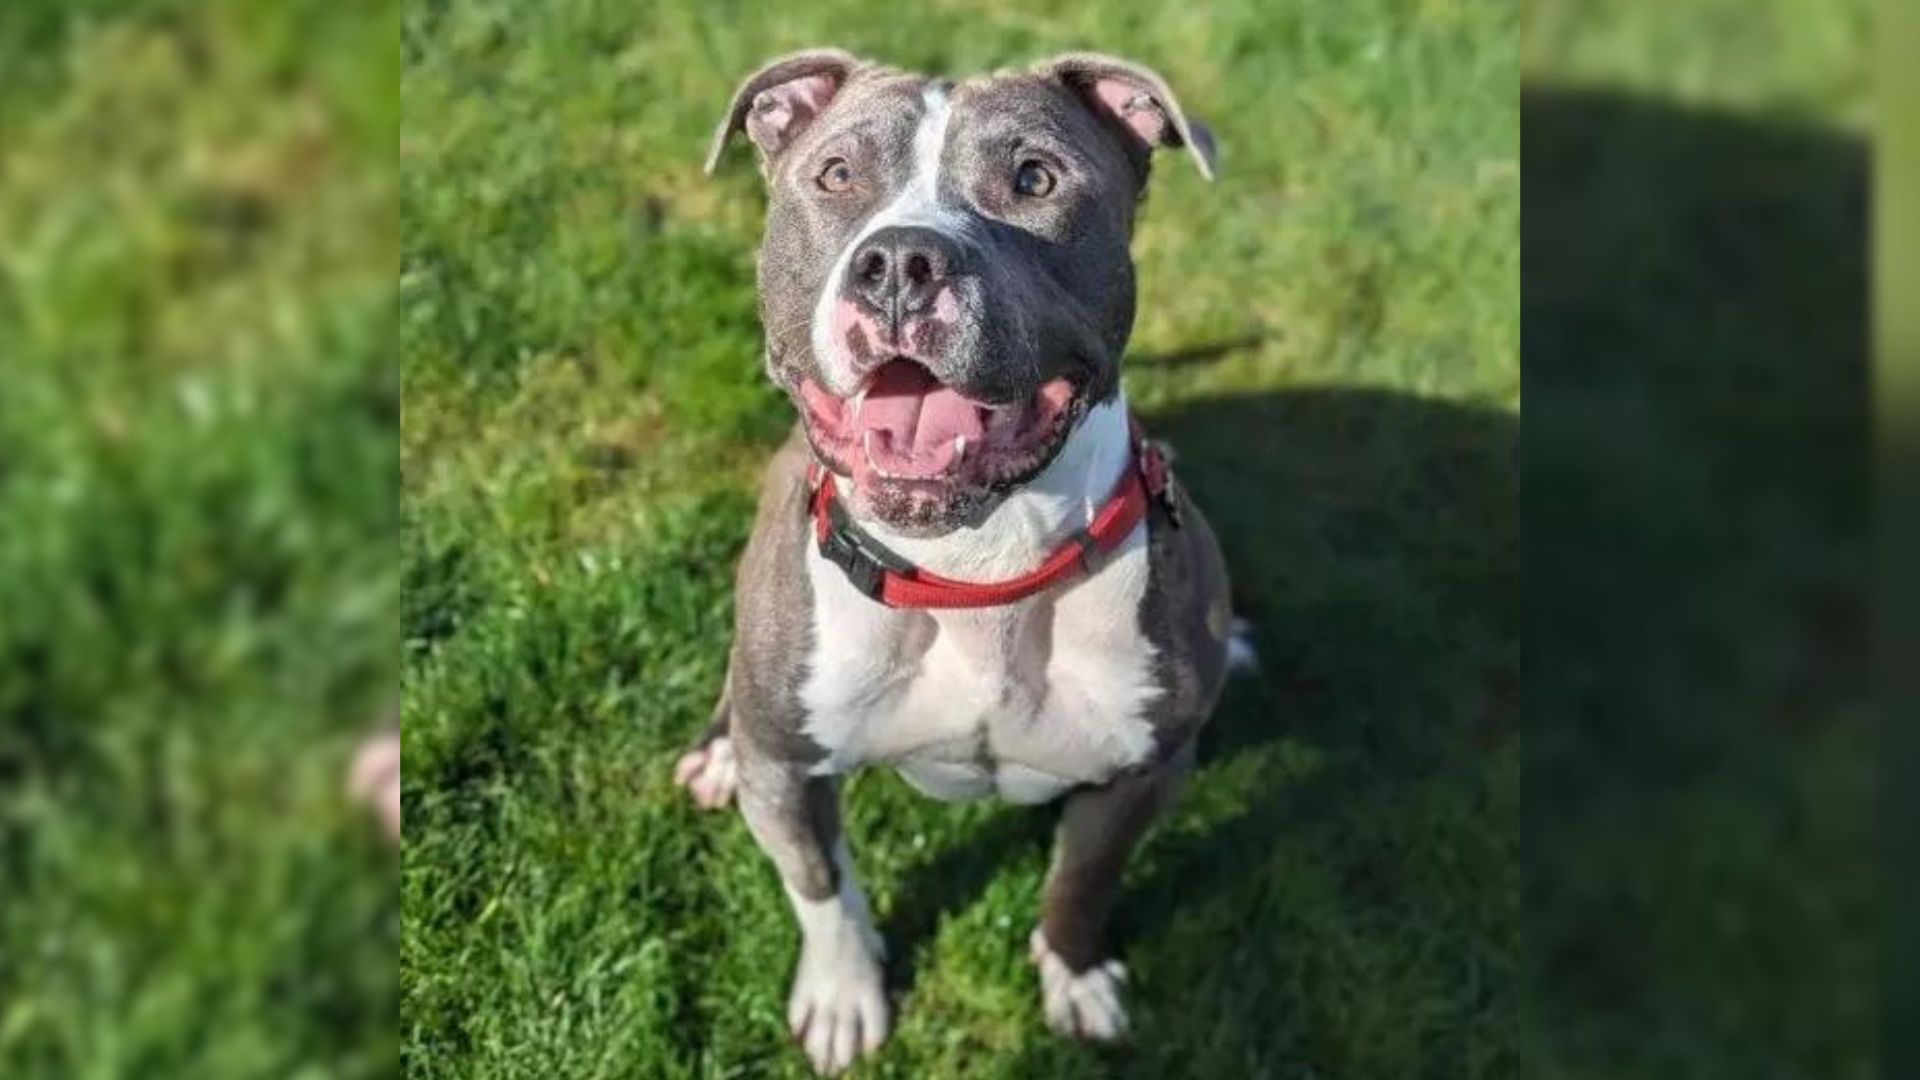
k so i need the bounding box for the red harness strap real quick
[808,418,1175,610]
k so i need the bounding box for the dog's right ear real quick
[705,49,859,177]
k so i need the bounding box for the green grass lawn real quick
[0,1,399,1076]
[400,2,1518,1077]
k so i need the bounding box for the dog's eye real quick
[817,158,855,193]
[1013,160,1056,198]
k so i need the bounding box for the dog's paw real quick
[1030,930,1129,1041]
[788,932,889,1075]
[347,731,401,842]
[672,735,738,810]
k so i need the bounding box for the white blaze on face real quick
[809,83,959,393]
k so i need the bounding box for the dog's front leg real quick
[1031,740,1195,1041]
[735,751,888,1075]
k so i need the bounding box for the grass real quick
[1524,2,1874,1077]
[400,1,1517,1078]
[0,1,399,1076]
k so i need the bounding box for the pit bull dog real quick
[676,48,1237,1075]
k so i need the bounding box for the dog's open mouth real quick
[797,359,1083,498]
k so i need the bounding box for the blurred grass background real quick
[401,1,1517,1078]
[1525,1,1875,1078]
[0,1,399,1077]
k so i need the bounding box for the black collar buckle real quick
[818,495,916,599]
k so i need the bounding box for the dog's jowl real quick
[678,48,1236,1075]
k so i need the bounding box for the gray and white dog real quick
[676,48,1237,1075]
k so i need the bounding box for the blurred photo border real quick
[1878,0,1918,1072]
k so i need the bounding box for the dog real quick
[675,48,1237,1075]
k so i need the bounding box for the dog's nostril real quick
[903,252,933,286]
[857,250,888,284]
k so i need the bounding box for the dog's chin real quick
[849,479,993,537]
[795,358,1087,536]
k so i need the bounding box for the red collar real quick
[808,418,1175,610]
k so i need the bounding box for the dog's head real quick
[709,50,1214,535]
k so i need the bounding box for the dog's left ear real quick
[1038,53,1216,182]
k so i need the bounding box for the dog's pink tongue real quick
[860,361,986,463]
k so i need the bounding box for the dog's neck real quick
[856,390,1134,581]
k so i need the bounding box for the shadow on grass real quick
[1522,87,1871,1077]
[1130,333,1272,371]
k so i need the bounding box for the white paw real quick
[1030,930,1129,1041]
[346,731,401,842]
[672,735,737,810]
[787,931,889,1075]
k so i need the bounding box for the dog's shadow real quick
[873,382,1520,1054]
[1521,87,1868,1077]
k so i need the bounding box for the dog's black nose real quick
[848,225,960,319]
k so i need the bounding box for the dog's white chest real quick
[797,525,1161,805]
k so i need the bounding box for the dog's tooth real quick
[953,434,967,462]
[850,385,866,423]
